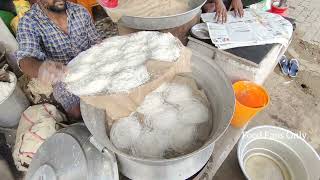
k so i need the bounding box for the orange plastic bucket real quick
[231,81,269,128]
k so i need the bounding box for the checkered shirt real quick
[15,2,101,112]
[15,2,101,64]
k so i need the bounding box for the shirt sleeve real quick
[15,16,46,63]
[82,8,102,45]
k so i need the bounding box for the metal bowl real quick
[81,51,235,180]
[238,126,320,180]
[100,0,206,30]
[0,71,30,127]
[191,23,210,40]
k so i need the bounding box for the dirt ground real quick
[249,32,320,154]
[214,26,320,180]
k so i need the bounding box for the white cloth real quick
[12,104,66,171]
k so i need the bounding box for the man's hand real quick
[214,0,227,23]
[38,61,68,85]
[231,0,244,17]
[203,2,215,13]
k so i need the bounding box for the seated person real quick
[15,0,101,119]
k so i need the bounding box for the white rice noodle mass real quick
[108,66,150,93]
[110,81,211,159]
[144,104,179,130]
[64,31,182,96]
[131,129,170,158]
[165,83,193,104]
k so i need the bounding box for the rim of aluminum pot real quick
[237,125,320,180]
[80,51,236,163]
[0,71,17,104]
[99,0,207,30]
[116,0,206,19]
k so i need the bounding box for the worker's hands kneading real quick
[38,61,68,86]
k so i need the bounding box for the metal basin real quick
[238,126,320,180]
[81,52,235,180]
[100,0,206,30]
[0,72,29,128]
[26,124,119,180]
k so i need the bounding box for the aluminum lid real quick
[26,124,119,180]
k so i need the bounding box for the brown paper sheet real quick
[81,47,192,123]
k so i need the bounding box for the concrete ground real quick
[214,0,320,179]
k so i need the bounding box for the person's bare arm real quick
[16,16,67,85]
[231,0,244,17]
[19,57,42,78]
[20,57,67,85]
[203,0,227,23]
[214,0,227,23]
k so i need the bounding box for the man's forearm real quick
[19,57,42,78]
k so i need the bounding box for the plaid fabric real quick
[15,2,101,112]
[53,82,80,112]
[16,2,101,64]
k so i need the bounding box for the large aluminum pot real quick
[26,124,119,180]
[238,126,320,180]
[0,72,29,128]
[100,0,206,30]
[80,52,235,180]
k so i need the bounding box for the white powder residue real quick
[110,81,211,159]
[64,31,182,96]
[0,73,15,102]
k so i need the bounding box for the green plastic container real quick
[0,10,15,28]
